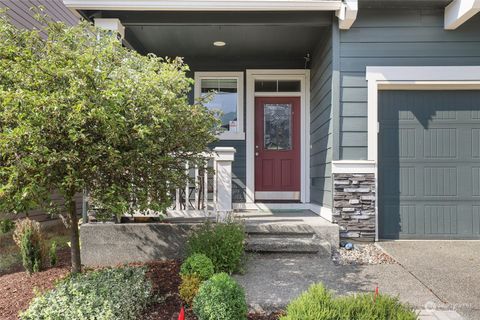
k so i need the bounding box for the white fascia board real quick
[63,0,342,11]
[336,0,358,30]
[445,0,480,30]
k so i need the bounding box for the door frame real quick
[366,65,480,240]
[245,69,310,204]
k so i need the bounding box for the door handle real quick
[255,152,259,157]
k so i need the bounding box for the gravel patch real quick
[332,243,396,265]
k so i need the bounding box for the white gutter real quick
[63,0,342,11]
[445,0,480,30]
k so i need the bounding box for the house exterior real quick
[0,0,83,223]
[64,0,480,241]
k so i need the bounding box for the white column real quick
[213,147,236,219]
[93,18,125,40]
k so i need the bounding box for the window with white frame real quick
[194,72,244,140]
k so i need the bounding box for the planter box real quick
[80,222,196,267]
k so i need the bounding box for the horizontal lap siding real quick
[0,0,79,31]
[339,9,480,160]
[310,29,333,207]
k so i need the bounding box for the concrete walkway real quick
[234,252,467,319]
[379,241,480,320]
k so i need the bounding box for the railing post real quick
[213,147,236,220]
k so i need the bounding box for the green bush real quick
[49,241,57,267]
[187,222,245,273]
[20,228,43,274]
[193,273,247,320]
[21,267,152,320]
[280,284,418,320]
[0,219,14,234]
[180,253,215,281]
[179,274,202,306]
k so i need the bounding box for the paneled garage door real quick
[379,90,480,239]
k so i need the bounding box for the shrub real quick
[49,241,57,267]
[0,219,14,234]
[20,228,43,274]
[280,284,417,320]
[187,222,245,273]
[179,274,202,306]
[193,273,247,320]
[14,219,45,273]
[21,267,152,320]
[180,253,215,281]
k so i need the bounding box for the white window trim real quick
[245,69,310,205]
[194,72,245,140]
[366,65,480,241]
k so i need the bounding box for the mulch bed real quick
[0,252,280,320]
[142,260,282,320]
[0,248,71,320]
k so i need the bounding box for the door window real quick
[263,104,292,151]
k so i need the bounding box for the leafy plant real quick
[179,274,202,306]
[49,241,57,266]
[180,253,215,281]
[193,273,247,320]
[280,284,418,320]
[187,222,245,274]
[0,219,14,234]
[0,11,219,272]
[14,219,45,273]
[21,267,153,320]
[20,228,42,273]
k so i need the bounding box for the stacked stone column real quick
[333,173,376,240]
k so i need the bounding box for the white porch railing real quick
[167,147,236,219]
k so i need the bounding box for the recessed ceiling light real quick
[213,41,226,47]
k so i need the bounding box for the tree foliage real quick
[0,10,219,272]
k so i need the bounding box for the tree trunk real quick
[67,196,82,273]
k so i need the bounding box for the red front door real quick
[255,97,300,199]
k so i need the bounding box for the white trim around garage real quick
[366,65,480,241]
[366,66,480,162]
[245,69,311,205]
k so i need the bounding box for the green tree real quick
[0,12,219,273]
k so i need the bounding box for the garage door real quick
[379,90,480,239]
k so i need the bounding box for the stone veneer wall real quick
[333,173,376,240]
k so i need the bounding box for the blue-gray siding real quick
[339,9,480,160]
[310,28,333,207]
[0,0,79,30]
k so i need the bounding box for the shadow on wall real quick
[378,90,480,239]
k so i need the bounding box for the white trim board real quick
[366,65,480,241]
[245,69,310,205]
[64,0,343,11]
[445,0,480,30]
[332,160,376,174]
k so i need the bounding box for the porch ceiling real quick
[84,11,332,68]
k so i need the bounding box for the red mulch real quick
[0,254,281,320]
[141,260,282,320]
[0,248,71,320]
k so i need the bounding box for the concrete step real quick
[245,235,331,256]
[244,222,316,236]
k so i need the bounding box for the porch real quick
[72,9,338,232]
